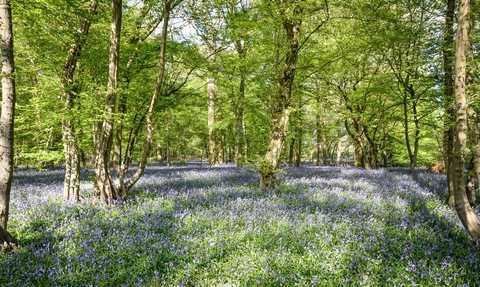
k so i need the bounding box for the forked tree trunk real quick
[452,0,480,244]
[61,0,97,202]
[122,0,175,193]
[260,4,301,189]
[95,0,122,204]
[443,0,456,206]
[112,6,165,174]
[0,0,16,233]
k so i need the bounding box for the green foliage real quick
[11,0,448,171]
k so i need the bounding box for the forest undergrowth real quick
[1,164,479,286]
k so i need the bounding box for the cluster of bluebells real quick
[0,164,479,286]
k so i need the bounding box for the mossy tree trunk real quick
[260,0,302,189]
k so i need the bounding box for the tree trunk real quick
[0,224,17,251]
[235,40,246,165]
[336,121,343,166]
[316,119,321,166]
[60,0,97,202]
[0,0,16,232]
[288,137,295,166]
[295,107,302,167]
[443,0,456,207]
[95,0,122,204]
[260,109,290,189]
[466,158,476,206]
[166,115,172,166]
[260,4,301,189]
[403,85,420,173]
[453,0,480,244]
[112,4,165,174]
[207,74,221,166]
[122,0,175,193]
[112,94,126,174]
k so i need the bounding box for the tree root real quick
[0,225,19,252]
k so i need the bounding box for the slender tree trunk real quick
[288,137,295,166]
[444,0,456,206]
[112,6,164,174]
[260,5,301,189]
[0,0,15,236]
[316,116,322,166]
[112,94,126,174]
[294,105,302,167]
[453,0,480,244]
[466,158,477,206]
[123,0,175,192]
[467,104,480,206]
[336,121,343,166]
[235,40,246,165]
[235,75,245,164]
[403,86,419,172]
[61,0,97,202]
[95,0,122,204]
[207,73,221,166]
[166,115,172,166]
[465,0,478,207]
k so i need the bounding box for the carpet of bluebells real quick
[1,163,480,286]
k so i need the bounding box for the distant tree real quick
[0,0,17,248]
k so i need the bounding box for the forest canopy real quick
[12,0,449,172]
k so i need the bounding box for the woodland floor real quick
[1,163,479,286]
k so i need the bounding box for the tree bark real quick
[453,0,480,244]
[123,0,176,192]
[260,2,301,189]
[0,0,16,232]
[235,40,246,165]
[207,73,220,166]
[465,0,478,207]
[443,0,456,206]
[403,84,420,172]
[94,0,122,204]
[112,4,165,174]
[0,224,16,249]
[61,0,97,202]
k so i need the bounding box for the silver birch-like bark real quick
[0,0,15,233]
[453,0,480,244]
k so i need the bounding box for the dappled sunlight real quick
[1,165,479,286]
